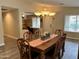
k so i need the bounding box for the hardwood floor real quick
[0,36,20,59]
[62,39,78,59]
[0,37,78,59]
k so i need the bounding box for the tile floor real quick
[0,37,79,59]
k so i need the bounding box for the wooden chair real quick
[47,38,65,59]
[55,29,63,36]
[55,29,66,51]
[34,29,40,38]
[17,38,39,59]
[53,39,62,59]
[17,38,31,59]
[45,39,62,59]
[46,30,66,59]
[61,33,67,56]
[23,30,32,41]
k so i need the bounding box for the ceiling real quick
[32,0,79,7]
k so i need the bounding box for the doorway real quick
[0,6,20,58]
[1,6,20,40]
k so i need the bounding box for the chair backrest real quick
[55,29,64,36]
[53,39,61,59]
[62,33,67,40]
[17,38,31,59]
[34,29,40,38]
[58,33,67,50]
[60,33,67,45]
[53,34,66,59]
[53,40,60,59]
[23,30,30,40]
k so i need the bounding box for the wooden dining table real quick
[25,34,60,59]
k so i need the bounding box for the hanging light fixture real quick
[34,9,56,16]
[48,12,56,16]
[34,12,42,16]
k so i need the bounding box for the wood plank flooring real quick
[62,39,79,59]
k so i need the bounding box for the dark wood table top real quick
[36,36,59,51]
[27,34,59,52]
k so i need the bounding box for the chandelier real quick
[34,9,56,16]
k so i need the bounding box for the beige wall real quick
[2,10,20,39]
[43,16,53,33]
[52,9,64,32]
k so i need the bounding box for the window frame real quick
[32,16,41,28]
[64,15,79,33]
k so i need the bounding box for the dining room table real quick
[25,34,60,59]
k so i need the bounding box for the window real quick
[64,15,79,32]
[32,17,40,28]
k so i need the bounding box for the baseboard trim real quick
[0,43,5,46]
[67,37,79,40]
[4,34,18,40]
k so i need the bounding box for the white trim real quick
[0,43,5,46]
[67,36,79,40]
[4,34,18,40]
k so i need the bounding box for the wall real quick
[52,9,64,32]
[31,3,64,34]
[0,0,64,46]
[0,0,37,39]
[19,2,79,40]
[0,7,4,46]
[42,7,79,40]
[0,0,36,46]
[43,16,53,33]
[2,10,20,39]
[63,7,79,40]
[34,4,64,33]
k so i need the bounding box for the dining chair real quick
[52,39,62,59]
[46,30,66,59]
[17,38,31,59]
[57,32,67,56]
[55,29,67,56]
[55,29,63,36]
[45,39,62,59]
[23,30,32,41]
[61,33,67,56]
[34,29,40,38]
[17,38,39,59]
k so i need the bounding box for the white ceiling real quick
[32,0,79,7]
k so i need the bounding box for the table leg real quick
[40,51,45,59]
